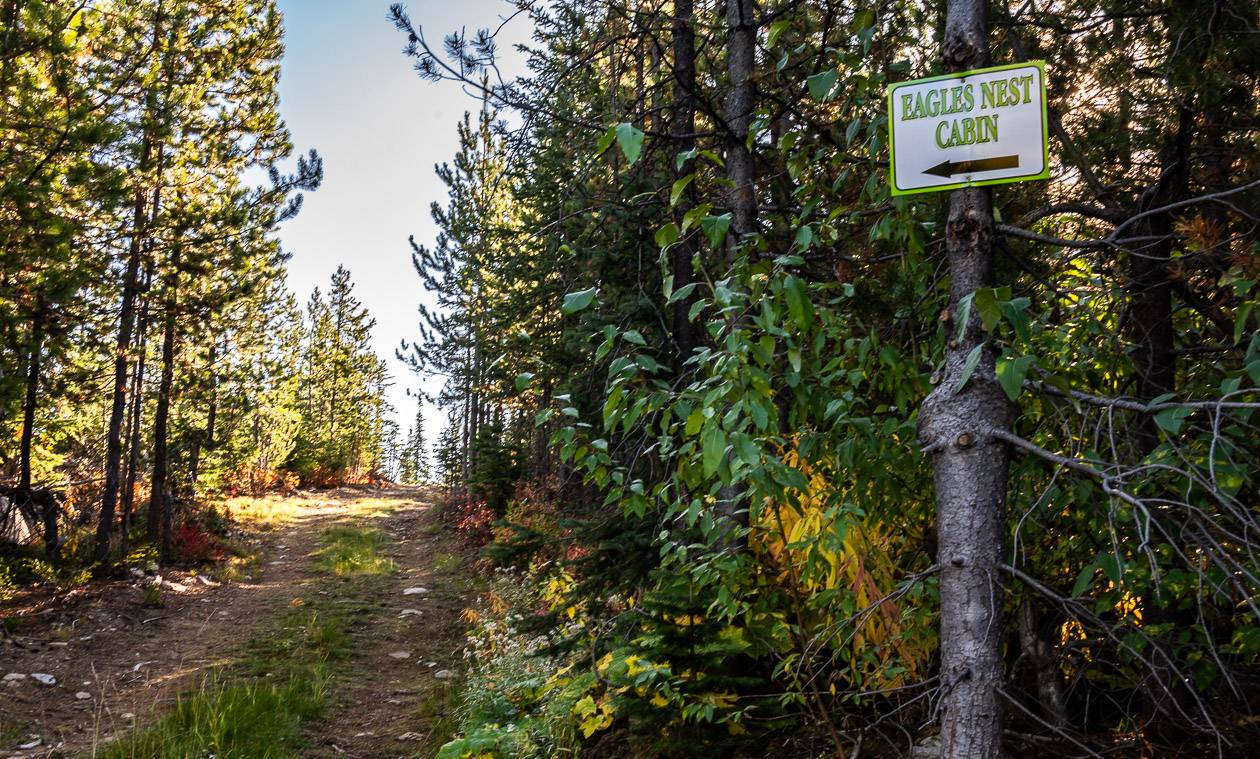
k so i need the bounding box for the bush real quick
[449,498,496,546]
[172,522,224,564]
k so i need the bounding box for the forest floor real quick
[0,486,477,758]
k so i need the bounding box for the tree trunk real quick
[714,0,758,544]
[670,0,698,365]
[915,2,1011,757]
[18,292,55,557]
[18,292,42,491]
[94,138,156,564]
[147,243,179,561]
[188,340,217,493]
[120,260,155,555]
[724,0,756,248]
[1017,598,1068,728]
[1128,104,1191,446]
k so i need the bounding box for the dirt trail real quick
[0,487,473,758]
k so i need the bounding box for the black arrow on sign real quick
[924,154,1019,178]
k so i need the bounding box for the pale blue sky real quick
[274,0,530,448]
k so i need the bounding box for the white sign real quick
[887,61,1049,196]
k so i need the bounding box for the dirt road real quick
[0,487,473,758]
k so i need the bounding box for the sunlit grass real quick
[313,526,396,576]
[99,600,351,758]
[221,493,314,531]
[222,491,404,531]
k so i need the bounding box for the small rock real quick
[31,673,56,686]
[398,609,422,617]
[387,651,412,660]
[162,580,188,593]
[3,673,27,682]
[397,732,422,741]
[426,661,437,668]
[75,691,91,700]
[433,669,456,680]
[17,735,42,750]
[196,575,220,587]
[401,587,428,595]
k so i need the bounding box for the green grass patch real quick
[312,526,396,576]
[432,551,460,572]
[100,523,393,758]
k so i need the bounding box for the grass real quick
[432,551,461,572]
[100,523,395,758]
[312,526,396,576]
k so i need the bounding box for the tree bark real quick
[1128,105,1191,446]
[724,0,756,248]
[18,291,42,492]
[670,0,698,365]
[188,340,217,493]
[916,2,1011,756]
[147,241,180,561]
[120,260,155,555]
[94,138,156,564]
[713,0,758,545]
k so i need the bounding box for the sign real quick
[887,61,1049,196]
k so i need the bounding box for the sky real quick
[272,0,530,450]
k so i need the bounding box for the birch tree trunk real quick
[916,1,1012,756]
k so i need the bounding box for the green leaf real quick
[807,70,839,101]
[623,330,647,346]
[701,214,732,248]
[999,299,1031,342]
[954,344,984,394]
[514,372,534,392]
[561,287,597,314]
[670,174,694,207]
[1154,406,1193,434]
[1235,302,1254,346]
[615,122,645,165]
[702,426,726,478]
[595,126,616,156]
[675,147,698,171]
[844,117,862,145]
[668,282,697,305]
[767,19,790,48]
[655,222,679,248]
[955,292,975,341]
[974,288,1001,332]
[995,355,1034,401]
[794,225,814,250]
[787,349,802,372]
[784,275,813,331]
[1071,563,1099,597]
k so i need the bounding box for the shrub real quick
[450,498,495,546]
[172,522,224,564]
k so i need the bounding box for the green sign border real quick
[886,60,1050,197]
